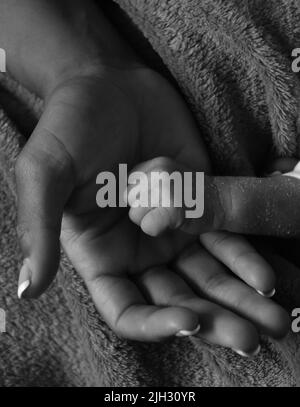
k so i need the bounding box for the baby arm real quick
[126,156,300,238]
[126,157,281,297]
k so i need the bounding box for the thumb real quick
[182,174,300,237]
[15,127,75,298]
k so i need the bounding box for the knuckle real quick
[15,131,75,185]
[271,307,290,339]
[16,222,32,254]
[151,156,172,171]
[15,147,74,188]
[15,152,35,180]
[203,271,229,296]
[15,150,48,183]
[208,232,231,252]
[16,222,31,247]
[172,292,195,306]
[16,222,29,240]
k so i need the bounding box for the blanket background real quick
[0,0,300,386]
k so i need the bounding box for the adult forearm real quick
[0,0,139,97]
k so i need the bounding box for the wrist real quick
[42,55,104,99]
[42,2,144,98]
[43,50,147,101]
[4,0,142,99]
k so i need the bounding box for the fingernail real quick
[18,259,31,299]
[293,162,300,172]
[283,165,300,180]
[176,324,200,337]
[268,171,282,177]
[233,344,261,358]
[256,288,276,298]
[131,200,141,208]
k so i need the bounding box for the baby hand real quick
[126,157,280,300]
[126,156,300,239]
[126,157,204,237]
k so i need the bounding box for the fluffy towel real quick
[0,0,300,386]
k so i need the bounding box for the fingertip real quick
[17,257,46,299]
[226,318,260,355]
[140,217,160,237]
[119,306,200,342]
[140,209,170,237]
[256,288,276,298]
[128,206,141,226]
[176,324,200,337]
[18,230,60,299]
[233,344,261,358]
[18,259,31,299]
[18,260,44,300]
[140,212,161,237]
[143,306,200,341]
[252,268,276,296]
[163,306,200,338]
[261,303,290,339]
[241,253,276,294]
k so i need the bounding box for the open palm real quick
[16,67,289,352]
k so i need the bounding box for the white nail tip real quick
[233,344,261,358]
[176,324,200,337]
[257,288,276,298]
[283,162,300,180]
[283,172,300,180]
[18,280,30,299]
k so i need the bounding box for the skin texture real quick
[16,68,290,349]
[1,0,292,352]
[128,157,300,239]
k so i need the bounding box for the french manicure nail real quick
[176,324,200,337]
[233,344,261,358]
[256,288,276,298]
[18,259,31,299]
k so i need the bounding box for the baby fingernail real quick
[233,344,261,358]
[18,259,31,299]
[256,288,276,298]
[131,200,140,208]
[176,324,200,337]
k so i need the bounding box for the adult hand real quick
[16,66,290,354]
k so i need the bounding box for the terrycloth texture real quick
[0,82,100,387]
[1,0,300,387]
[109,0,300,175]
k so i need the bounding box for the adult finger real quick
[16,126,74,298]
[199,231,276,295]
[136,266,260,356]
[174,245,290,339]
[85,271,200,342]
[182,175,300,237]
